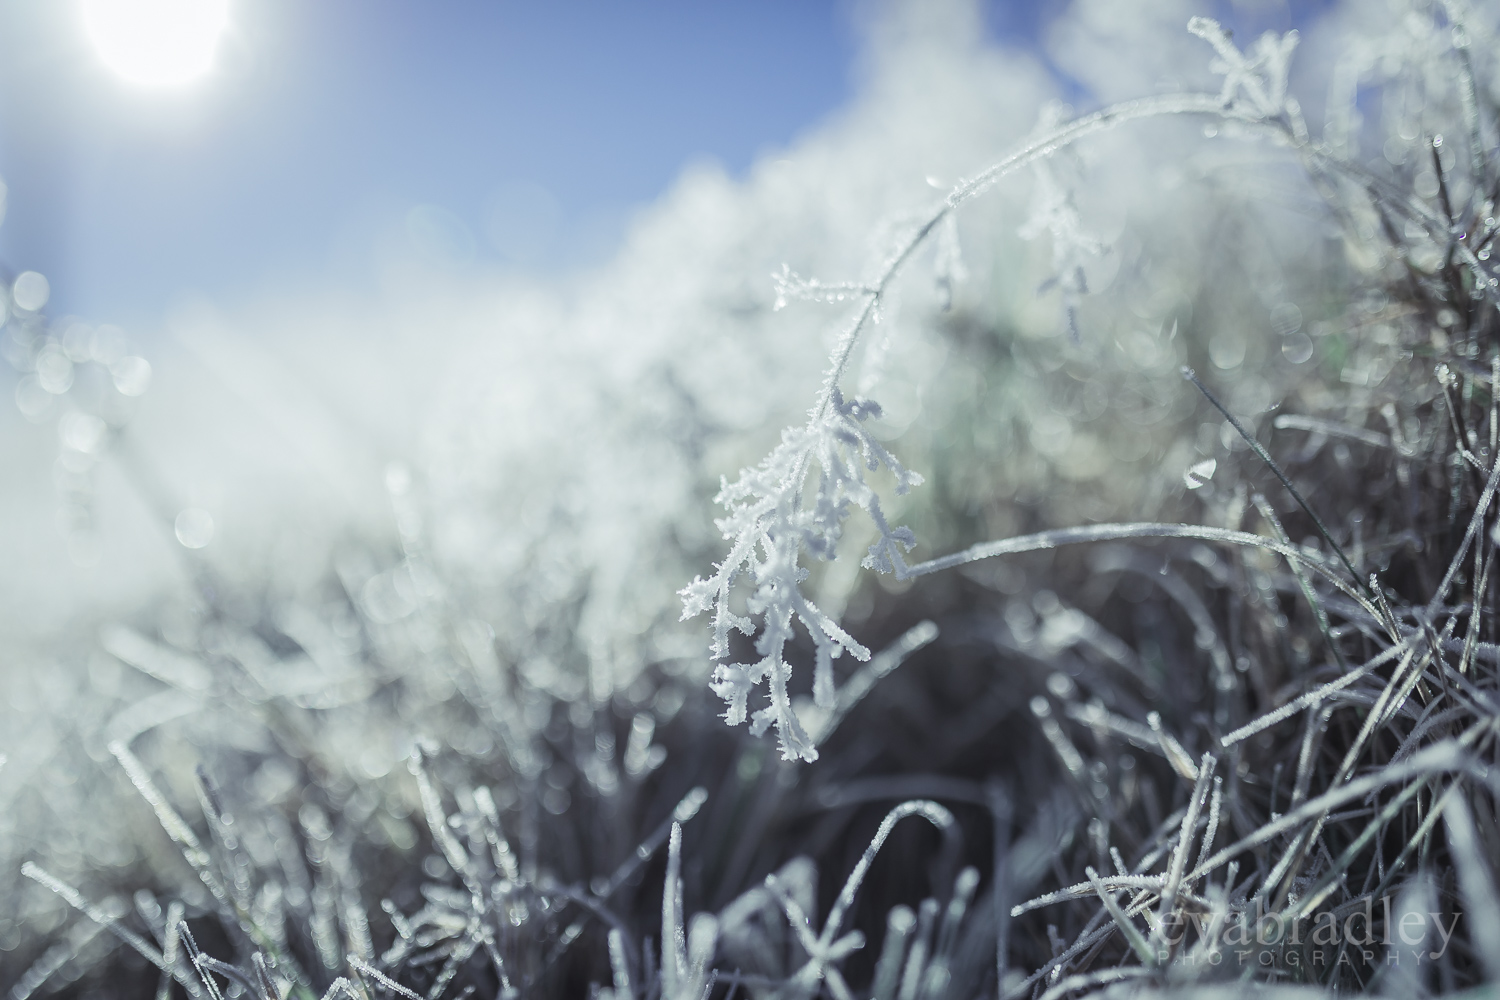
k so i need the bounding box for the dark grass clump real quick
[7,3,1500,999]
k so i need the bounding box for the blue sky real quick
[0,2,864,328]
[0,1,1327,332]
[0,0,1336,634]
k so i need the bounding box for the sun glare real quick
[80,0,231,88]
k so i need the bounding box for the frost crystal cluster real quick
[680,386,922,760]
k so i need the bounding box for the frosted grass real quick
[6,0,1500,996]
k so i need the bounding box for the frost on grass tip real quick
[679,387,922,761]
[1187,16,1301,123]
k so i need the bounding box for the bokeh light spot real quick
[59,413,108,455]
[12,272,50,312]
[110,356,152,396]
[174,507,214,548]
[35,347,74,395]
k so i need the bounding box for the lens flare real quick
[79,0,230,88]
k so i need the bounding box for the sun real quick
[79,0,231,89]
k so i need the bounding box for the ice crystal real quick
[1018,105,1105,340]
[1187,17,1301,122]
[680,387,922,761]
